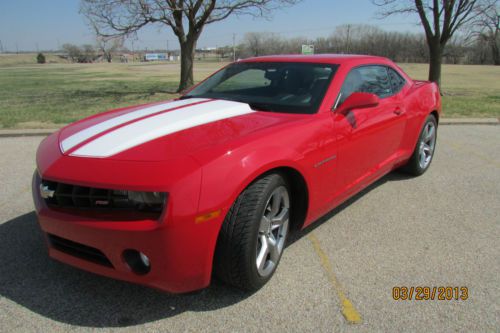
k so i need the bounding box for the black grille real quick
[48,234,113,267]
[41,180,164,216]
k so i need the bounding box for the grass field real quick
[401,63,500,119]
[0,54,498,128]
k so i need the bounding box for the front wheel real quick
[400,114,438,176]
[214,173,290,291]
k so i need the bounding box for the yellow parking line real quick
[441,139,500,169]
[308,233,362,324]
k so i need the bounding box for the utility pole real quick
[346,24,351,54]
[166,39,170,60]
[0,40,3,53]
[36,42,39,53]
[16,42,19,54]
[131,40,135,62]
[232,33,236,62]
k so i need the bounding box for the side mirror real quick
[336,92,380,115]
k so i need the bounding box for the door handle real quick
[393,108,404,116]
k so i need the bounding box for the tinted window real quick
[213,69,271,92]
[339,65,392,104]
[185,62,337,114]
[388,67,407,94]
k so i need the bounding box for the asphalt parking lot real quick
[0,125,498,332]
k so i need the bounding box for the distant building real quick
[144,53,168,61]
[143,53,180,62]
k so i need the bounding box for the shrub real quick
[36,53,46,64]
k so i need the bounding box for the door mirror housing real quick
[335,92,380,115]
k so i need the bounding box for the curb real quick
[440,118,499,125]
[0,129,59,138]
[0,118,498,138]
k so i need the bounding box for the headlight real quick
[112,190,167,212]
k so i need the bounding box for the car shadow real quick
[0,171,412,328]
[287,171,414,244]
[0,212,252,327]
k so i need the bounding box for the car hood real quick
[57,98,305,161]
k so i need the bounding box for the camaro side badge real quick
[39,184,55,199]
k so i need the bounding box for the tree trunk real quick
[491,40,500,65]
[428,44,443,88]
[178,37,197,92]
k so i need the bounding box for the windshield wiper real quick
[248,102,274,112]
[179,95,196,100]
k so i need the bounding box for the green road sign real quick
[301,45,314,55]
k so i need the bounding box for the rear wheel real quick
[401,114,437,176]
[214,173,290,291]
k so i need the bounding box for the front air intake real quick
[48,234,113,268]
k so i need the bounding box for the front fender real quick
[186,143,310,286]
[197,144,309,215]
[187,114,334,285]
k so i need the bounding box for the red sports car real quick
[33,55,441,292]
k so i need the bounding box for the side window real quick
[387,67,407,94]
[339,65,392,105]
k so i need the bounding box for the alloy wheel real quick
[418,121,436,170]
[256,186,289,277]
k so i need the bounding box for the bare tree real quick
[96,36,125,63]
[82,44,98,63]
[471,0,500,64]
[243,32,265,57]
[373,0,480,87]
[80,0,300,92]
[237,24,497,64]
[62,43,98,63]
[62,43,82,63]
[242,32,286,56]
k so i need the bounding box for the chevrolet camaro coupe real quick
[33,55,441,292]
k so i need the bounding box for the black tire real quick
[400,114,438,176]
[214,173,290,291]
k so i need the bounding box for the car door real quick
[331,65,407,198]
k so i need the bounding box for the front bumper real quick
[33,173,223,293]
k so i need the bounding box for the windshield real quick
[184,62,338,114]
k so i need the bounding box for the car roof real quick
[239,54,392,66]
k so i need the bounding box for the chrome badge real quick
[39,184,55,199]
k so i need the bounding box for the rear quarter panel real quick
[398,80,442,158]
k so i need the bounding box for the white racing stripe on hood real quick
[61,98,208,153]
[70,99,255,158]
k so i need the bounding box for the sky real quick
[0,0,423,52]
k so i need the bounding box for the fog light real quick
[123,249,151,275]
[139,252,150,267]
